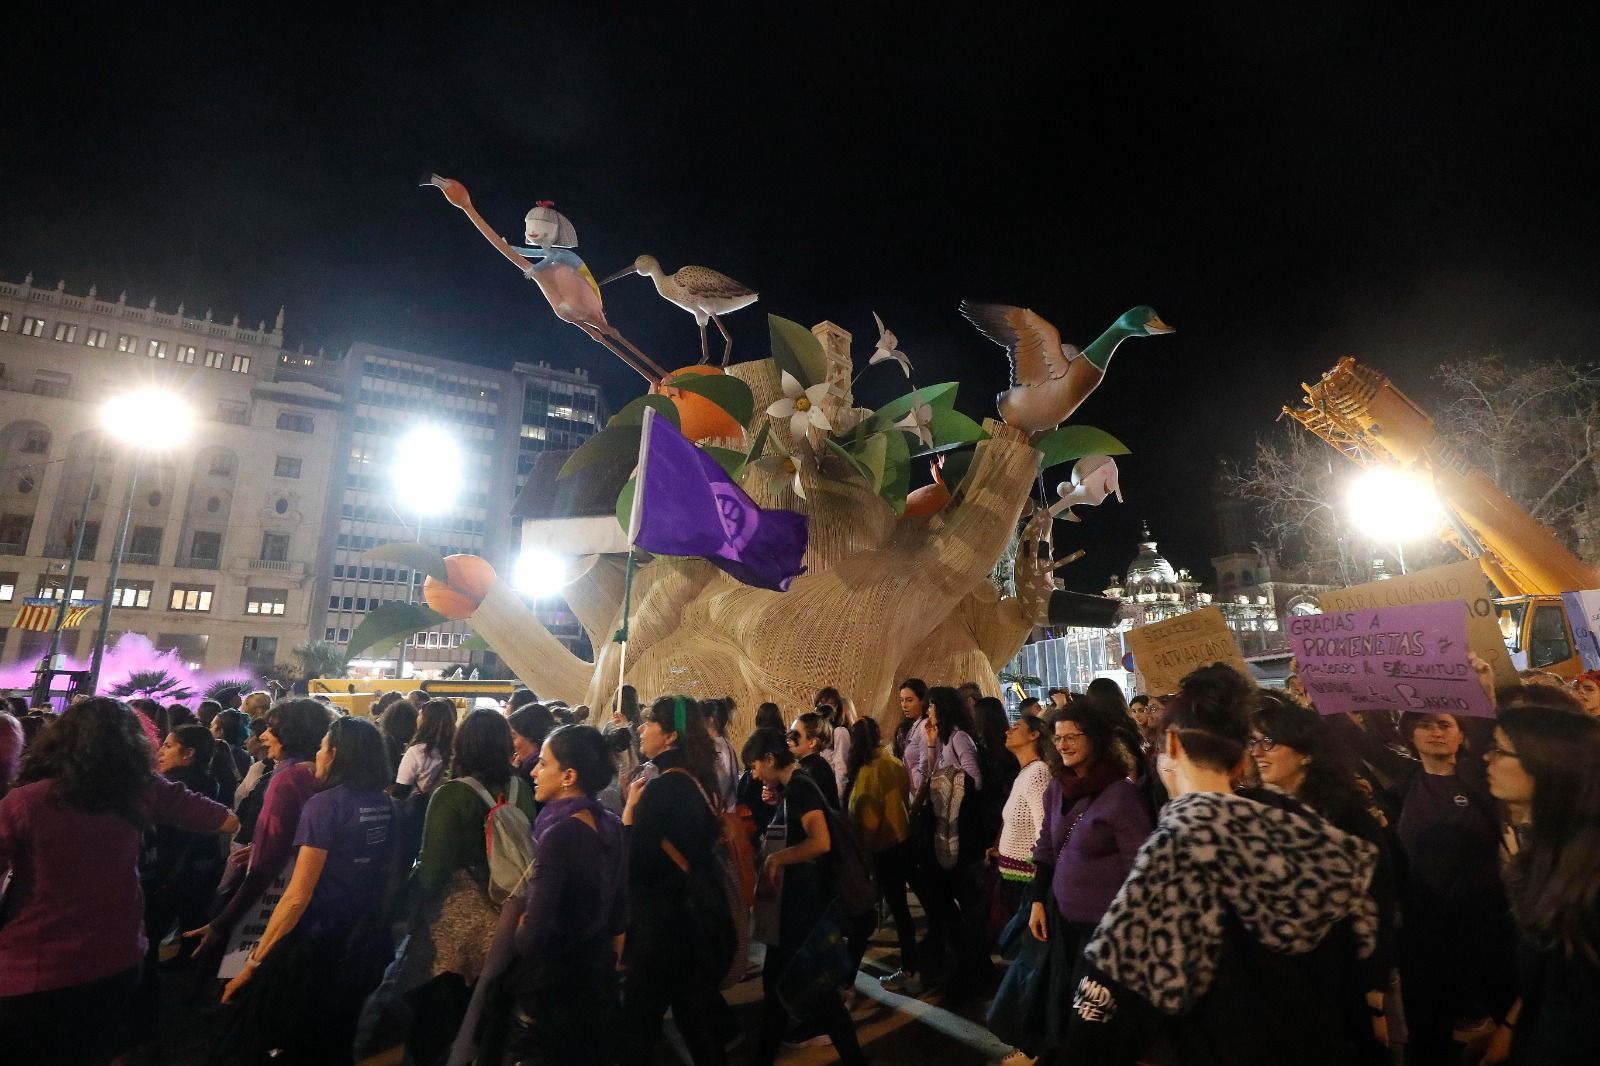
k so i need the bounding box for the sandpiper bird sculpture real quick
[421,177,666,383]
[959,303,1173,433]
[601,254,758,366]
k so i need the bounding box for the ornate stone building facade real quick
[0,275,341,675]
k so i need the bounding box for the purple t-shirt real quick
[292,785,394,938]
[0,777,230,995]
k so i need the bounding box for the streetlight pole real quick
[86,452,141,695]
[33,446,100,705]
[395,513,424,682]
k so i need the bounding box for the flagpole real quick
[33,445,101,706]
[612,407,656,714]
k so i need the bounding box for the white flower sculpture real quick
[767,370,833,445]
[894,387,934,448]
[750,438,808,499]
[869,311,912,377]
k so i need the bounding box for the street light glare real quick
[393,425,462,514]
[514,549,570,600]
[1346,467,1444,543]
[102,389,195,447]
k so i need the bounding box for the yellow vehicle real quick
[308,677,523,717]
[1286,357,1598,680]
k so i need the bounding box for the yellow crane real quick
[1285,356,1599,678]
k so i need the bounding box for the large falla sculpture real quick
[351,178,1172,731]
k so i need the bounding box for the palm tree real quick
[110,669,196,703]
[292,640,348,682]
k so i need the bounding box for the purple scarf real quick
[531,793,606,848]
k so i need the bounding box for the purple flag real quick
[629,407,808,591]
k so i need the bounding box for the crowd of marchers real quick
[0,664,1597,1066]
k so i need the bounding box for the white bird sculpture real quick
[601,254,759,366]
[1048,454,1124,522]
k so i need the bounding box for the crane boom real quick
[1284,357,1600,597]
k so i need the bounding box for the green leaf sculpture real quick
[608,394,680,428]
[1034,425,1130,469]
[663,371,756,429]
[348,601,449,659]
[769,315,829,388]
[880,426,912,513]
[460,632,491,652]
[874,381,960,423]
[615,479,636,532]
[701,446,748,478]
[366,542,448,582]
[559,424,642,478]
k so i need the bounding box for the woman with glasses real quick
[1064,665,1382,1066]
[1478,692,1600,1065]
[1249,693,1399,1062]
[1003,704,1150,1065]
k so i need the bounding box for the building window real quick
[147,339,168,359]
[176,344,196,364]
[240,635,278,672]
[116,334,137,352]
[127,525,162,563]
[208,454,234,476]
[0,515,32,554]
[338,628,351,642]
[273,455,302,478]
[246,588,287,616]
[52,322,77,343]
[204,348,225,369]
[276,412,314,433]
[188,530,222,566]
[21,430,49,454]
[84,328,108,348]
[21,317,46,338]
[36,577,89,602]
[169,584,214,612]
[325,627,337,641]
[341,596,354,611]
[32,371,71,398]
[0,571,15,601]
[157,632,209,670]
[231,354,251,373]
[260,532,290,562]
[0,312,9,331]
[112,580,154,608]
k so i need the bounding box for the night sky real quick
[5,5,1599,591]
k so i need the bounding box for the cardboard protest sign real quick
[1124,605,1251,695]
[1316,559,1516,686]
[217,857,296,980]
[1561,590,1600,671]
[1287,600,1493,718]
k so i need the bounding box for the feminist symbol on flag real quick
[712,487,756,552]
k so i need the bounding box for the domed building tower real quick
[1103,522,1205,624]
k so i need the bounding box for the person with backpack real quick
[743,726,869,1066]
[620,695,731,1066]
[403,708,537,1064]
[490,725,627,1065]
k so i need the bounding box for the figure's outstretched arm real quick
[508,245,546,260]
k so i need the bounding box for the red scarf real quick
[1055,757,1124,813]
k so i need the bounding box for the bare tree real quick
[1232,356,1600,581]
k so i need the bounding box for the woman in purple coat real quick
[991,701,1151,1066]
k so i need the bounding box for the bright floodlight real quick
[393,426,462,514]
[514,549,570,599]
[1346,467,1444,543]
[102,389,195,447]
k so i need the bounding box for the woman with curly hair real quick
[1478,694,1600,1065]
[0,699,237,1064]
[619,695,728,1066]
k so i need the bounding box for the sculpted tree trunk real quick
[489,354,1056,737]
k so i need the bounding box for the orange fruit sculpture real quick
[423,553,499,620]
[653,365,743,441]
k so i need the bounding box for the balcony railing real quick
[121,551,161,566]
[176,555,221,570]
[0,540,28,556]
[44,541,99,559]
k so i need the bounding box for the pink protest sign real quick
[1286,600,1493,718]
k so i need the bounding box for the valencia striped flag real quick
[10,597,101,632]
